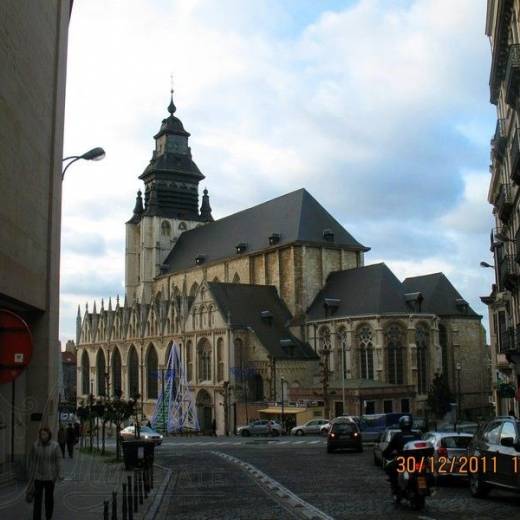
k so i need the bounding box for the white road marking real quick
[211,450,334,520]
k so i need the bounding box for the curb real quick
[145,463,172,520]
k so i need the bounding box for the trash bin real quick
[122,440,155,470]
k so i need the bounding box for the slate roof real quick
[402,273,480,317]
[164,188,369,273]
[207,282,318,360]
[306,263,414,320]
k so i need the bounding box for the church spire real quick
[200,188,214,222]
[168,88,176,115]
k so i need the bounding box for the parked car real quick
[291,419,328,436]
[320,416,357,435]
[237,419,282,437]
[438,422,479,434]
[373,428,422,466]
[119,425,163,445]
[468,416,520,497]
[327,420,363,453]
[422,431,473,478]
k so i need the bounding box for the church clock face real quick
[166,136,188,154]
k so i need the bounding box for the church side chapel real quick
[77,91,489,434]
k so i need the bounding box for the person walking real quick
[28,427,64,520]
[211,418,217,437]
[57,426,66,458]
[65,423,76,459]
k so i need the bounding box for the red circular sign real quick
[0,309,33,384]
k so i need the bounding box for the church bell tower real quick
[125,89,213,303]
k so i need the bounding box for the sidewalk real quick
[0,448,168,520]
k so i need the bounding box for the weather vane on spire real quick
[168,73,176,115]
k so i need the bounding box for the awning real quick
[258,407,307,415]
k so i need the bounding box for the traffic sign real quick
[0,309,33,384]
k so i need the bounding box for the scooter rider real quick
[382,415,421,498]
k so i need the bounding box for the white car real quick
[237,420,282,436]
[291,419,329,436]
[120,425,163,445]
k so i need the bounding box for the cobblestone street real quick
[156,437,520,519]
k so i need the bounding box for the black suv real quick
[327,419,363,453]
[467,416,520,497]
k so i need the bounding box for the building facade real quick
[77,93,491,434]
[483,0,520,415]
[0,0,71,476]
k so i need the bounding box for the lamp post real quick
[62,147,105,180]
[456,362,462,430]
[280,377,286,433]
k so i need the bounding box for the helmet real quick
[399,415,413,430]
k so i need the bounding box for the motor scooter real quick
[384,439,435,511]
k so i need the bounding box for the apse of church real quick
[76,92,491,433]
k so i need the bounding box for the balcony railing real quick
[492,119,507,162]
[512,127,520,185]
[516,228,520,264]
[499,326,516,354]
[496,183,514,223]
[506,44,520,107]
[500,254,520,291]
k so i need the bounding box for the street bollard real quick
[103,500,109,520]
[127,475,133,520]
[111,491,118,520]
[134,469,139,513]
[122,482,127,520]
[143,467,149,499]
[138,470,143,505]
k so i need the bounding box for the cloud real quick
[61,0,495,343]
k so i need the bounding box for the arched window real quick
[318,326,332,371]
[217,338,224,382]
[357,325,374,380]
[439,324,449,382]
[336,327,348,376]
[112,348,122,397]
[161,220,171,237]
[385,324,405,385]
[197,338,212,382]
[232,273,240,283]
[96,349,106,396]
[178,221,187,231]
[81,350,90,395]
[128,345,139,399]
[192,307,197,329]
[186,341,193,382]
[146,344,158,399]
[416,323,430,394]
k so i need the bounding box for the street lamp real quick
[456,362,462,430]
[480,261,495,269]
[62,147,105,180]
[280,377,286,434]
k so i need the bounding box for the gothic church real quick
[77,92,490,433]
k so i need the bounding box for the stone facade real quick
[483,0,520,415]
[0,0,70,472]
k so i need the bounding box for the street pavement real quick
[0,446,167,520]
[151,435,520,520]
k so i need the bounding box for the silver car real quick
[373,428,421,466]
[291,419,328,436]
[237,420,282,437]
[422,431,473,478]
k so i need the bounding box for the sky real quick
[61,0,496,344]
